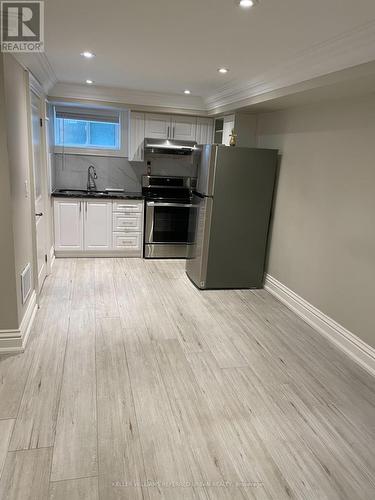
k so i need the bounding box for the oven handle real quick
[146,202,196,208]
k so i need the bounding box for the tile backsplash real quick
[52,154,197,192]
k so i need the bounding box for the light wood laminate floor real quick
[0,258,374,499]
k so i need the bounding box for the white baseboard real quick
[55,250,142,258]
[264,274,375,378]
[0,290,37,354]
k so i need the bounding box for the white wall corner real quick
[264,274,375,378]
[0,290,37,354]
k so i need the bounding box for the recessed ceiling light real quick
[184,89,191,94]
[239,0,255,7]
[86,79,94,84]
[81,51,95,59]
[218,68,229,74]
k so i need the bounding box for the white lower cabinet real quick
[54,198,144,257]
[84,200,112,251]
[54,199,83,251]
[113,232,142,251]
[113,212,142,232]
[112,199,143,256]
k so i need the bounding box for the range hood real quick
[144,138,197,156]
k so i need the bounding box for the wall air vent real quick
[21,263,32,304]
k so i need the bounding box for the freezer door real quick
[186,194,214,289]
[196,144,218,196]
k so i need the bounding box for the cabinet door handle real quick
[167,126,170,139]
[79,202,82,213]
[173,126,175,138]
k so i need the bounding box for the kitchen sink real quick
[56,189,87,195]
[56,189,107,196]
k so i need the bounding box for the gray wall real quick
[257,95,375,349]
[52,154,197,192]
[0,55,19,330]
[3,55,34,327]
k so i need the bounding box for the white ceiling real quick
[44,0,375,101]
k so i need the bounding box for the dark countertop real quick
[51,189,144,200]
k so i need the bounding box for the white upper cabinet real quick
[54,199,83,251]
[145,113,171,139]
[128,112,213,161]
[196,117,214,145]
[84,201,112,251]
[128,111,145,162]
[171,115,197,141]
[222,114,235,146]
[144,113,197,141]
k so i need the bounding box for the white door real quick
[171,116,197,141]
[145,113,171,139]
[128,111,145,162]
[54,199,83,251]
[84,200,112,250]
[30,91,47,291]
[196,118,214,144]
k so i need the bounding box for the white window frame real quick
[53,105,129,157]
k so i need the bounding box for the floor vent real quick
[21,263,32,304]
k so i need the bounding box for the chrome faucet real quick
[87,165,98,191]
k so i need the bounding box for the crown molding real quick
[48,82,208,116]
[14,52,57,93]
[204,19,375,112]
[38,18,375,115]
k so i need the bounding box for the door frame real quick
[27,72,51,303]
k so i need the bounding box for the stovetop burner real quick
[142,175,194,203]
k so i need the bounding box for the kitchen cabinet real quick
[84,200,112,250]
[214,113,257,147]
[128,111,145,162]
[113,232,142,251]
[54,199,83,251]
[171,116,197,141]
[113,212,142,232]
[222,115,235,146]
[112,199,143,256]
[196,117,214,144]
[144,113,197,141]
[128,112,213,161]
[54,198,144,256]
[144,113,171,139]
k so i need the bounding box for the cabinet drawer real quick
[113,200,143,213]
[113,212,142,231]
[113,232,142,250]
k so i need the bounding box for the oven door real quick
[145,202,194,244]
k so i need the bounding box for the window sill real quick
[54,146,128,158]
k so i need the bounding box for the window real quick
[54,106,126,155]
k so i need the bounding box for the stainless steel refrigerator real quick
[186,144,278,289]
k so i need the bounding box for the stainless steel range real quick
[142,175,195,258]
